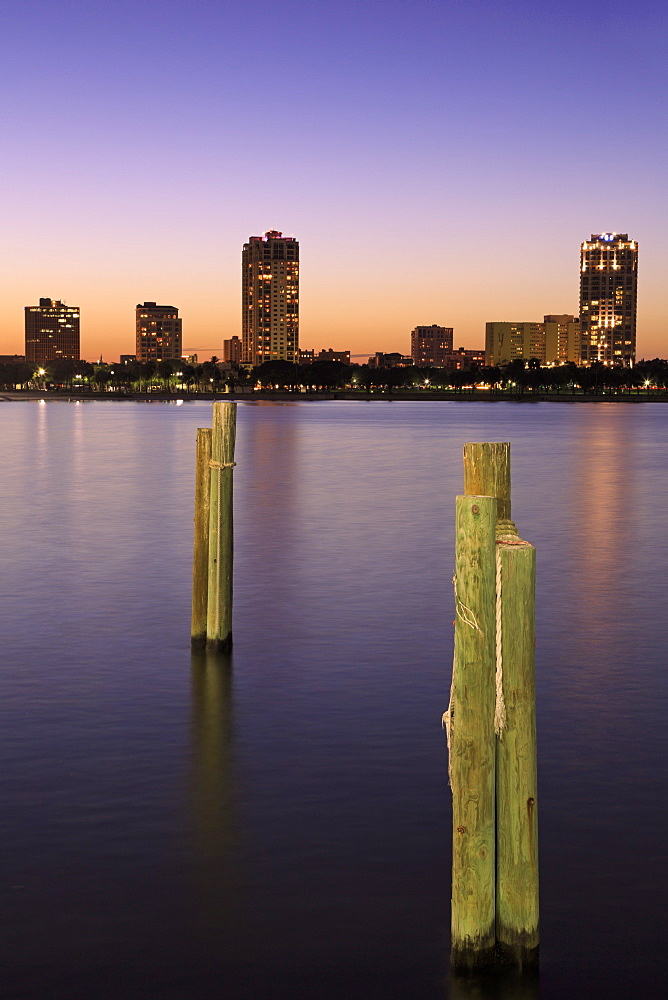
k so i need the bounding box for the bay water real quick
[1,399,667,999]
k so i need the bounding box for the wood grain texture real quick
[496,541,539,965]
[450,495,497,969]
[206,401,236,651]
[463,443,511,521]
[191,428,212,645]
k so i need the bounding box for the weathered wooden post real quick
[446,494,498,970]
[461,442,539,968]
[463,442,511,523]
[495,533,538,966]
[191,428,212,646]
[206,401,236,651]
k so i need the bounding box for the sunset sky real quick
[0,0,665,362]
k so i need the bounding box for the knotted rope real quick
[444,515,527,776]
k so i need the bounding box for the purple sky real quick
[0,0,665,361]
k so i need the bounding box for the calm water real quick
[1,399,667,1000]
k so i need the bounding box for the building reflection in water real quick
[554,404,640,731]
[570,405,635,626]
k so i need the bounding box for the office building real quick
[242,230,299,365]
[25,298,80,363]
[486,316,581,366]
[580,233,637,366]
[135,302,182,362]
[223,336,243,364]
[544,314,581,365]
[411,325,454,366]
[485,322,546,366]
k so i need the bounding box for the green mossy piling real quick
[449,495,498,970]
[449,442,539,970]
[206,401,236,652]
[191,428,212,646]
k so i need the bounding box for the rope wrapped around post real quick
[446,442,538,970]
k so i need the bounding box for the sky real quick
[0,0,665,362]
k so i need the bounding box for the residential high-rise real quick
[135,302,182,362]
[580,233,637,366]
[411,325,454,366]
[223,335,242,364]
[25,298,80,363]
[242,231,299,365]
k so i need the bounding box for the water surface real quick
[1,399,667,999]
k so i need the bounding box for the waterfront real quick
[1,400,667,999]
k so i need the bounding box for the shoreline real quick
[2,389,668,404]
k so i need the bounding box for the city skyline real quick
[0,1,665,361]
[13,231,642,366]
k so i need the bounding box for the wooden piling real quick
[448,494,497,970]
[461,440,539,968]
[463,443,511,522]
[495,539,539,966]
[206,401,236,651]
[191,428,212,646]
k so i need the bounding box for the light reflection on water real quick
[1,400,667,999]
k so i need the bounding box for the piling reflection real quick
[189,648,238,923]
[448,966,540,1000]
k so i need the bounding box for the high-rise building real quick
[411,325,454,366]
[580,233,637,366]
[242,231,299,365]
[135,302,182,362]
[25,298,80,363]
[223,335,242,364]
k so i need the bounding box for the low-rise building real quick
[369,352,413,368]
[486,317,580,366]
[317,348,351,364]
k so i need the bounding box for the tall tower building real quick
[25,298,80,363]
[135,302,182,362]
[580,233,637,366]
[242,231,299,365]
[411,325,454,366]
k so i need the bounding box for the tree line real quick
[2,355,668,394]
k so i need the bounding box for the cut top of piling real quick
[463,442,511,521]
